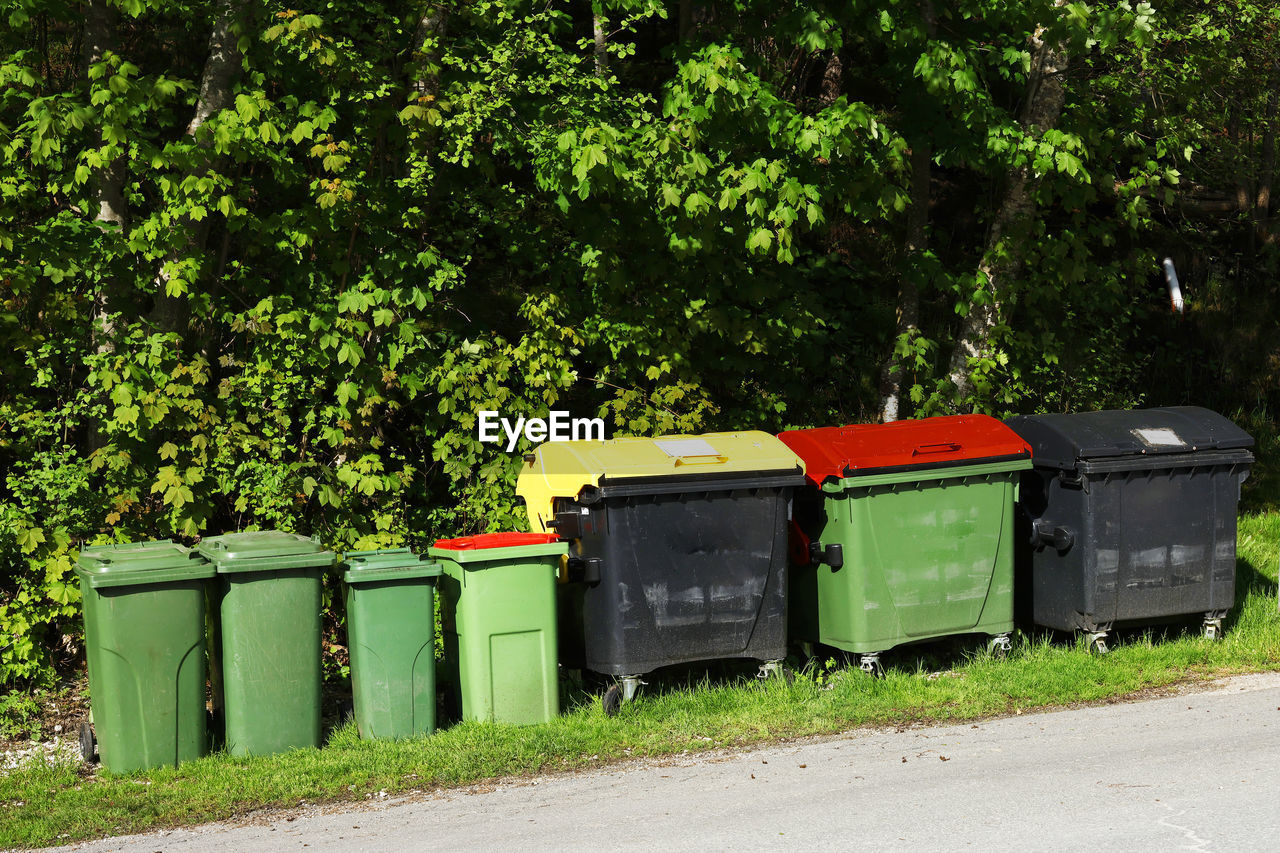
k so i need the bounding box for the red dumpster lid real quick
[432,532,561,550]
[777,415,1031,485]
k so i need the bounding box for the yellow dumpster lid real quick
[516,431,805,532]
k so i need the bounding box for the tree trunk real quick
[84,0,125,354]
[149,0,244,333]
[1256,65,1277,245]
[679,0,693,44]
[818,50,842,107]
[878,0,934,422]
[946,9,1069,407]
[592,2,608,76]
[879,141,930,422]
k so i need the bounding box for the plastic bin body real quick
[199,531,333,756]
[779,416,1032,655]
[1006,407,1254,633]
[518,431,806,676]
[343,549,441,739]
[76,541,214,772]
[429,534,565,725]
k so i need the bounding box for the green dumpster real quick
[199,531,333,756]
[429,533,566,725]
[343,549,442,740]
[76,540,215,772]
[778,415,1033,672]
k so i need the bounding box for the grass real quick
[1,511,1277,849]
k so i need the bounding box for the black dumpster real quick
[517,432,807,713]
[1005,406,1253,651]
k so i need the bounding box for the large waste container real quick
[778,416,1033,672]
[517,431,807,713]
[76,541,215,772]
[199,531,334,756]
[1005,406,1254,652]
[429,533,565,725]
[343,549,442,740]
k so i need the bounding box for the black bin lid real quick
[1005,407,1254,471]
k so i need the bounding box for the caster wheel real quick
[1092,636,1109,655]
[782,667,796,686]
[78,720,96,764]
[602,684,622,717]
[989,635,1012,658]
[858,655,884,677]
[1203,623,1221,641]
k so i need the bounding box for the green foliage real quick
[0,0,1276,684]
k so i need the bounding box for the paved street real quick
[61,672,1280,852]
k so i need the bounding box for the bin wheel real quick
[1203,622,1220,641]
[858,654,884,677]
[989,634,1013,658]
[78,720,96,764]
[1090,634,1109,655]
[602,684,623,717]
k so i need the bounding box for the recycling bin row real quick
[77,531,566,773]
[76,405,1255,771]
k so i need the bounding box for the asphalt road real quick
[61,671,1280,853]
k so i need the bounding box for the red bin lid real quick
[778,415,1031,485]
[431,532,561,550]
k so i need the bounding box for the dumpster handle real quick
[1030,519,1075,552]
[673,454,730,466]
[912,442,962,455]
[808,541,845,571]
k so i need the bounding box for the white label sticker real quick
[654,438,720,457]
[1133,427,1183,447]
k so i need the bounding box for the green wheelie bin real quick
[343,549,442,740]
[429,533,566,725]
[199,531,334,756]
[76,540,215,772]
[778,415,1033,672]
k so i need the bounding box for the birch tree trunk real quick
[149,0,244,333]
[946,11,1069,407]
[878,140,930,422]
[592,2,608,76]
[878,0,935,422]
[84,0,125,353]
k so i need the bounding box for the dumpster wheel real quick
[756,660,794,683]
[1086,630,1110,655]
[989,634,1013,658]
[857,653,884,677]
[78,719,96,764]
[602,676,644,717]
[602,685,622,717]
[1203,612,1226,641]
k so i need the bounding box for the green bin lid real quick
[343,548,442,584]
[76,540,214,588]
[198,530,335,574]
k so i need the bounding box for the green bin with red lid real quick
[428,532,566,725]
[777,415,1033,670]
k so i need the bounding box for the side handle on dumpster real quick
[547,510,583,539]
[1029,519,1075,553]
[808,542,844,571]
[566,556,603,585]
